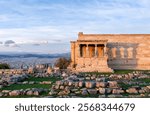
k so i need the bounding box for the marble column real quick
[124,47,128,58]
[95,44,97,57]
[132,47,136,58]
[104,44,107,56]
[78,44,81,57]
[86,44,89,57]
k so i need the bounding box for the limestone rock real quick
[56,81,64,86]
[106,88,112,94]
[91,76,96,80]
[26,90,33,96]
[85,77,91,80]
[139,75,149,79]
[49,90,58,95]
[47,67,52,74]
[58,91,66,96]
[74,82,79,87]
[64,86,70,92]
[40,81,51,84]
[0,92,3,97]
[68,81,74,86]
[28,67,35,74]
[128,95,141,98]
[108,81,118,88]
[29,81,35,84]
[54,85,60,90]
[0,85,3,89]
[138,89,145,94]
[146,86,150,90]
[22,81,28,84]
[96,82,107,88]
[62,72,68,77]
[64,81,69,86]
[112,89,124,94]
[71,89,78,92]
[87,89,97,95]
[142,87,150,93]
[60,86,65,90]
[126,88,138,94]
[107,94,123,98]
[33,91,39,96]
[99,82,107,88]
[81,89,88,96]
[98,95,106,98]
[9,90,20,96]
[2,90,11,93]
[99,88,105,94]
[79,81,85,87]
[117,75,123,79]
[85,81,96,88]
[75,91,81,94]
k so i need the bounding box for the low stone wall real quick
[0,88,49,97]
[0,69,26,75]
[0,74,29,89]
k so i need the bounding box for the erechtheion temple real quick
[70,32,150,72]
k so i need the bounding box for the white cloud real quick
[9,43,20,47]
[0,26,63,44]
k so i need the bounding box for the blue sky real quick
[0,0,150,54]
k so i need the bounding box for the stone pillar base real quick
[75,67,113,73]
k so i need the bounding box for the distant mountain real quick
[0,52,70,59]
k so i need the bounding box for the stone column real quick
[71,42,75,67]
[78,44,81,57]
[104,44,107,56]
[124,47,128,58]
[116,47,121,59]
[86,44,89,57]
[95,44,97,57]
[132,47,137,58]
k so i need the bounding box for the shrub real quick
[0,63,10,69]
[54,57,70,69]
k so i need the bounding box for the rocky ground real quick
[0,70,150,98]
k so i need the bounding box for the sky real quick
[0,0,150,54]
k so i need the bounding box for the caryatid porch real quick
[70,40,113,72]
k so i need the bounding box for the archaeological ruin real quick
[70,32,150,72]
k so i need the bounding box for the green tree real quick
[54,57,70,69]
[0,63,10,69]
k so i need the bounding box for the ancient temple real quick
[70,32,150,72]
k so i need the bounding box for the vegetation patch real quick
[0,76,62,94]
[0,63,10,69]
[26,76,61,83]
[134,78,150,83]
[118,82,133,89]
[79,70,137,75]
[113,70,135,74]
[1,84,50,90]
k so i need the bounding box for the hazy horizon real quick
[0,51,70,54]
